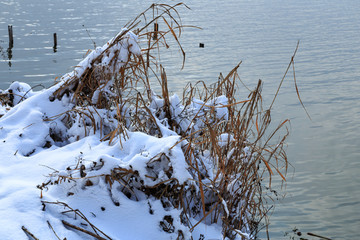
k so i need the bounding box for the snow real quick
[0,30,245,240]
[0,126,228,239]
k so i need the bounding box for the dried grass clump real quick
[38,3,294,239]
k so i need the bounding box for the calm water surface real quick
[1,0,360,239]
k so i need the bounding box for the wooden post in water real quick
[153,23,159,40]
[7,25,13,67]
[53,33,57,52]
[8,25,13,49]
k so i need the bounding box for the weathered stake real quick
[8,25,13,49]
[53,33,57,52]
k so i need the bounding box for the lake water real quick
[1,0,360,239]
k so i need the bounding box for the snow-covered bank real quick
[0,132,222,239]
[0,4,289,240]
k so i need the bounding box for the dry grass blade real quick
[62,220,107,240]
[47,221,62,240]
[307,232,332,240]
[21,226,39,240]
[269,40,310,122]
[292,55,312,120]
[161,16,186,69]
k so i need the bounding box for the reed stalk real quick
[32,3,296,239]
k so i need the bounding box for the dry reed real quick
[32,3,296,239]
